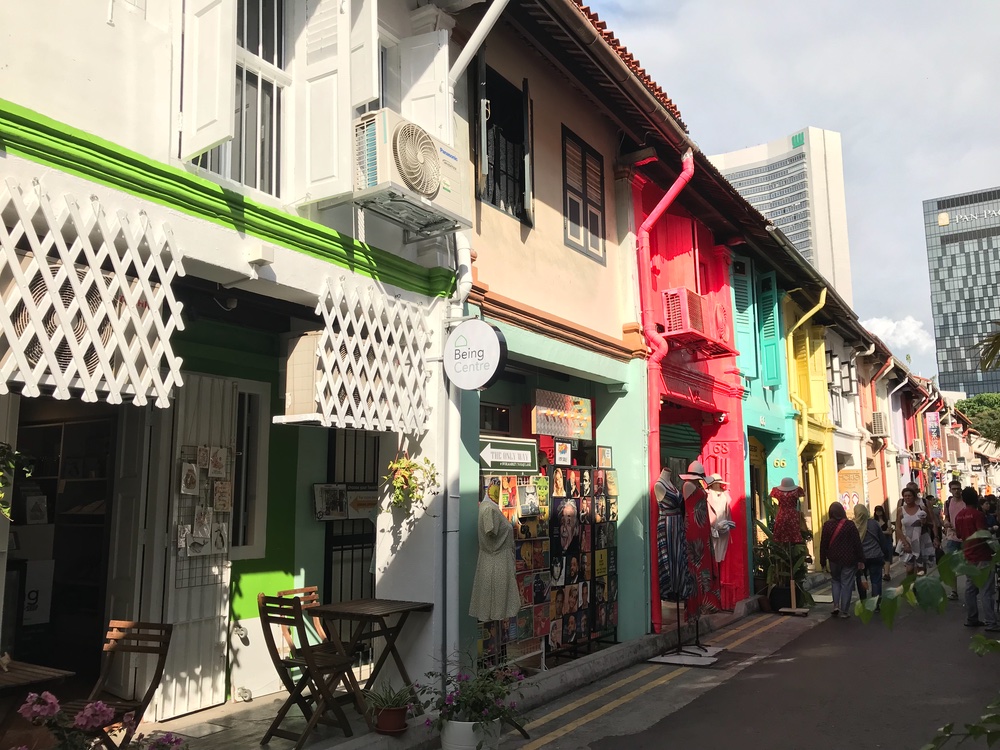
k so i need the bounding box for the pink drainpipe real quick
[639,149,694,634]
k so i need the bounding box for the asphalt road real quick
[505,577,999,750]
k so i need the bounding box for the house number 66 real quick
[773,459,787,468]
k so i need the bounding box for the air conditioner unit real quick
[0,250,130,380]
[948,450,958,464]
[351,108,471,238]
[661,287,736,359]
[911,438,924,455]
[870,412,890,438]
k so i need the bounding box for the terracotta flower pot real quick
[373,706,408,735]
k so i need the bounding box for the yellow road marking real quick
[718,614,789,650]
[521,667,691,750]
[523,614,777,735]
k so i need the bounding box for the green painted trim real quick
[0,99,456,298]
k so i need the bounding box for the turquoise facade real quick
[458,313,649,651]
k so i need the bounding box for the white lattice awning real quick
[276,276,432,435]
[0,177,185,407]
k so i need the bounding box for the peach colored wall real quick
[463,27,636,341]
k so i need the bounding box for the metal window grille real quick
[193,0,287,197]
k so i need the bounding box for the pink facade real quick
[633,174,748,628]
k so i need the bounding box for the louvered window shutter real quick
[400,30,452,145]
[180,0,237,161]
[350,0,379,109]
[758,271,782,387]
[732,260,756,378]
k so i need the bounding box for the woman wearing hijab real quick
[819,502,865,618]
[853,505,887,607]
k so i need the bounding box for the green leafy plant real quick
[752,498,814,606]
[382,453,440,512]
[414,660,525,736]
[363,681,413,711]
[0,441,32,522]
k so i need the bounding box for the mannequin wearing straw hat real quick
[769,477,808,614]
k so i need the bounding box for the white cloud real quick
[861,316,935,355]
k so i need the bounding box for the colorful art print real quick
[564,554,581,585]
[500,619,512,646]
[580,468,594,497]
[594,470,606,497]
[480,622,499,657]
[563,614,579,644]
[532,572,550,605]
[551,467,567,498]
[533,605,550,637]
[580,552,590,581]
[596,603,609,631]
[535,540,550,571]
[565,580,580,614]
[180,462,200,496]
[548,620,563,650]
[566,469,581,498]
[554,497,579,554]
[197,445,210,469]
[515,541,535,573]
[610,602,619,627]
[533,475,550,505]
[518,516,538,539]
[608,497,619,522]
[593,494,607,524]
[579,496,593,525]
[550,587,566,619]
[595,576,608,604]
[517,572,534,608]
[579,580,592,612]
[595,549,608,578]
[208,447,228,478]
[213,480,233,512]
[313,484,348,521]
[597,446,613,469]
[550,556,566,587]
[500,476,519,510]
[483,475,502,504]
[605,470,619,497]
[517,608,534,641]
[596,523,609,549]
[606,522,617,547]
[577,610,592,641]
[608,547,618,574]
[517,484,540,517]
[554,440,572,466]
[608,575,619,603]
[536,513,550,538]
[581,525,592,553]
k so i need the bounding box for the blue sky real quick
[590,0,1000,378]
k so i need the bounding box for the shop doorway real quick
[660,423,702,477]
[748,436,767,542]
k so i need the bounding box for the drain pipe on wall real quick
[638,149,694,634]
[449,0,512,87]
[442,231,474,676]
[785,288,827,456]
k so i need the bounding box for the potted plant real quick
[415,661,525,750]
[754,499,814,611]
[363,681,413,735]
[0,441,32,522]
[382,452,440,513]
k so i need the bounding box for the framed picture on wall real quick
[313,484,348,521]
[554,440,572,466]
[597,446,613,468]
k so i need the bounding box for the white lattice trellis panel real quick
[0,177,185,407]
[315,276,431,434]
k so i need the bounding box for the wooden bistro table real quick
[0,661,75,738]
[312,598,432,729]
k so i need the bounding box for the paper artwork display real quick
[517,484,540,517]
[554,440,571,466]
[213,481,233,512]
[212,523,228,553]
[500,476,519,512]
[177,524,191,549]
[566,469,581,498]
[551,468,567,498]
[187,535,211,557]
[193,504,212,540]
[25,495,48,525]
[197,446,210,469]
[180,463,200,496]
[597,446,613,469]
[313,484,348,521]
[208,447,228,478]
[605,470,619,496]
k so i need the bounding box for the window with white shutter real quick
[191,0,289,198]
[562,127,605,262]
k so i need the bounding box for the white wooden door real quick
[104,405,152,699]
[156,374,235,719]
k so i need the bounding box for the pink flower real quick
[425,718,433,728]
[18,692,61,722]
[445,693,455,705]
[72,700,115,731]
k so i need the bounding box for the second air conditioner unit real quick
[948,450,958,464]
[911,438,924,455]
[870,412,890,438]
[352,108,471,239]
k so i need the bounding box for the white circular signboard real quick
[443,319,507,390]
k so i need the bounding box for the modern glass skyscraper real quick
[710,127,853,306]
[925,187,1000,395]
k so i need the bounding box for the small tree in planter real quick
[0,441,32,522]
[754,499,813,610]
[382,453,440,514]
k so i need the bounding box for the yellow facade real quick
[784,299,837,559]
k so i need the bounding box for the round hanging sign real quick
[443,319,507,390]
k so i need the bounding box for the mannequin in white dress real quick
[706,474,736,562]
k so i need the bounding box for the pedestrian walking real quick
[942,480,966,598]
[874,504,894,581]
[954,488,999,632]
[896,487,935,576]
[983,495,999,536]
[820,501,865,618]
[853,504,887,607]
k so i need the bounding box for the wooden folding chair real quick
[60,621,173,750]
[275,586,327,651]
[258,594,355,749]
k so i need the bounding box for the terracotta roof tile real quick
[568,0,685,127]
